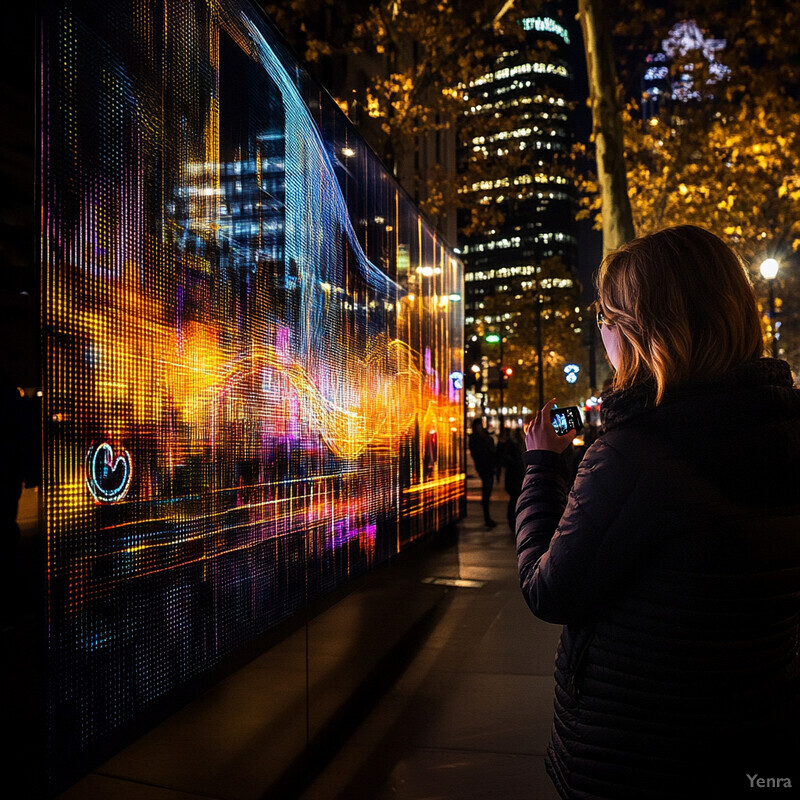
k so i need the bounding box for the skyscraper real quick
[459,10,584,410]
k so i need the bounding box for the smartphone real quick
[550,406,584,435]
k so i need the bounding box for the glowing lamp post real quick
[760,258,780,358]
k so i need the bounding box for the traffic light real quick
[501,366,513,388]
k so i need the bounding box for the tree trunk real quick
[578,0,635,254]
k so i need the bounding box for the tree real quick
[619,13,800,258]
[577,0,800,257]
[576,0,635,254]
[467,256,589,411]
[576,0,800,369]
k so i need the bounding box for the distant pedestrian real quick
[495,426,510,482]
[516,225,800,798]
[468,417,497,528]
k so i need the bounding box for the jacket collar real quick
[600,358,796,432]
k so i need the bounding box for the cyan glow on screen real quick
[86,442,133,502]
[240,13,400,298]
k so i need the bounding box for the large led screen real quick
[41,0,464,781]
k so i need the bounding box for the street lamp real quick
[760,258,780,358]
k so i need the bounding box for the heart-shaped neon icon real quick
[86,442,132,502]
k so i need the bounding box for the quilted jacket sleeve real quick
[515,435,651,624]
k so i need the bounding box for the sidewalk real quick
[297,471,562,800]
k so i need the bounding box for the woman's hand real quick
[524,398,576,454]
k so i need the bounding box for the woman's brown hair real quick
[595,225,764,403]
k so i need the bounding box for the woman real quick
[516,226,800,799]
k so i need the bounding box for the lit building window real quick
[470,61,569,88]
[462,237,521,254]
[539,277,574,289]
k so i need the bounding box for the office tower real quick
[459,11,583,410]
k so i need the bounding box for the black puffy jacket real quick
[516,359,800,799]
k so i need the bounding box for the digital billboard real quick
[40,0,464,782]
